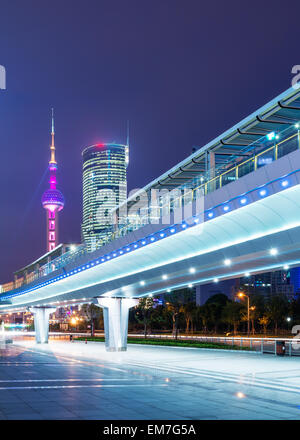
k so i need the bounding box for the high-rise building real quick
[237,269,295,299]
[290,267,300,296]
[41,110,65,252]
[81,143,128,251]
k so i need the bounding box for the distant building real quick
[237,268,296,299]
[290,267,300,296]
[81,143,128,251]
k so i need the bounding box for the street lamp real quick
[237,291,250,337]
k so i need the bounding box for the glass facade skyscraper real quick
[81,143,128,251]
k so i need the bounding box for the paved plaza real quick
[0,340,300,420]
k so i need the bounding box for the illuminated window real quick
[49,220,55,230]
[49,232,55,241]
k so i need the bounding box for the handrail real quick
[107,130,299,241]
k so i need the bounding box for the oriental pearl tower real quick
[41,109,65,252]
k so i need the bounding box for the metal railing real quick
[6,331,300,356]
[157,334,299,356]
[107,126,300,245]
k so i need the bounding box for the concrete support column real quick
[29,307,56,344]
[96,297,139,352]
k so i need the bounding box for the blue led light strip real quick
[1,169,300,302]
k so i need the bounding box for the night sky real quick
[1,0,300,282]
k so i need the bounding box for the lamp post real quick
[237,292,250,337]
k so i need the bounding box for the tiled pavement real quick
[0,340,300,420]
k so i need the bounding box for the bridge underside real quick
[2,182,300,307]
[2,183,300,349]
[2,147,300,349]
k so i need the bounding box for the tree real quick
[149,305,167,332]
[258,316,270,335]
[222,301,243,335]
[80,304,102,337]
[249,295,265,335]
[266,295,289,335]
[198,304,211,333]
[164,290,192,338]
[289,297,300,323]
[192,305,203,332]
[135,297,154,338]
[206,294,228,307]
[205,294,228,333]
[180,301,196,334]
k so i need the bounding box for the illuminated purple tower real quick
[41,109,65,252]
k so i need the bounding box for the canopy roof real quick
[125,85,300,204]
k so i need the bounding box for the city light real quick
[266,132,275,140]
[224,258,231,266]
[189,267,196,274]
[259,189,267,197]
[270,248,278,256]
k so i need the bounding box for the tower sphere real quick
[41,189,65,212]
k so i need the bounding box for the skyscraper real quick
[41,110,65,252]
[81,143,128,251]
